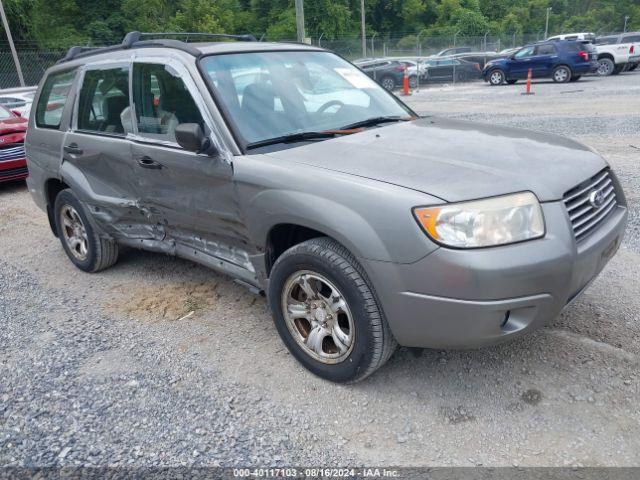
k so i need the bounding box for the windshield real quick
[200,51,412,147]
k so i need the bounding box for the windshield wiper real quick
[339,116,414,131]
[246,131,345,150]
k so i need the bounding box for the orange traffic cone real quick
[403,65,410,96]
[522,68,535,95]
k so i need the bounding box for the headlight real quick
[413,192,545,248]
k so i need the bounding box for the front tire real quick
[268,237,397,383]
[488,69,505,86]
[552,65,572,83]
[597,58,614,76]
[54,189,119,273]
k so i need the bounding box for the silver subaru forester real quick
[25,32,628,382]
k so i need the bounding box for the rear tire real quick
[488,69,505,86]
[268,237,397,383]
[380,76,396,91]
[54,189,119,273]
[629,64,638,72]
[408,75,418,89]
[552,65,572,83]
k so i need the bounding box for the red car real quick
[0,105,28,183]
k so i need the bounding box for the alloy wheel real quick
[554,67,569,82]
[490,71,503,85]
[597,59,613,76]
[60,205,89,261]
[381,78,395,91]
[281,270,354,364]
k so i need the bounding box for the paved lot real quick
[1,71,639,468]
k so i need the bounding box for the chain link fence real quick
[0,31,626,89]
[0,43,66,89]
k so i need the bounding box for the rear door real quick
[61,63,144,237]
[27,69,78,186]
[532,43,558,76]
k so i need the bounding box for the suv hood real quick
[265,117,607,203]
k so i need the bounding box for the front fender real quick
[247,189,393,262]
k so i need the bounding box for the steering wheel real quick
[316,100,345,116]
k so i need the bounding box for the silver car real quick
[25,33,628,383]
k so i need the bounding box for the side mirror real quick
[175,123,218,156]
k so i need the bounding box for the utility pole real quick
[295,0,305,43]
[544,7,552,39]
[0,0,25,87]
[624,16,630,33]
[360,0,366,58]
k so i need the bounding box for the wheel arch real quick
[44,177,70,236]
[248,191,397,278]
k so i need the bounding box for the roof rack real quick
[58,30,258,64]
[123,31,258,45]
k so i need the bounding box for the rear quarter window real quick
[35,69,77,129]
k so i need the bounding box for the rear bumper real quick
[0,158,28,183]
[362,201,628,349]
[574,62,599,74]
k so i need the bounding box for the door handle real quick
[64,143,83,155]
[137,156,163,170]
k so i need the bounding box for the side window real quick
[35,69,76,129]
[536,44,557,55]
[624,35,640,43]
[132,63,205,143]
[596,36,617,45]
[77,67,131,135]
[514,46,535,59]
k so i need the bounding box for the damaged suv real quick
[26,33,627,383]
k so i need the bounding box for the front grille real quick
[563,169,618,241]
[0,165,28,179]
[0,144,26,162]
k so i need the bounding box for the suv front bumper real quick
[362,201,628,349]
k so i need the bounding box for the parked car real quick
[449,51,500,69]
[0,105,28,183]
[354,58,411,90]
[594,33,640,75]
[435,46,472,57]
[423,58,482,82]
[398,60,428,87]
[0,87,37,118]
[26,33,628,383]
[483,40,598,85]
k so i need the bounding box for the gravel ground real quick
[1,71,639,468]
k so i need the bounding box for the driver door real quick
[128,59,238,257]
[510,46,536,78]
